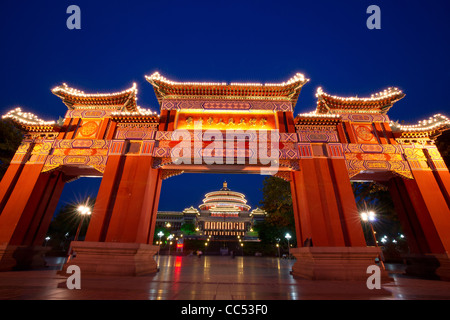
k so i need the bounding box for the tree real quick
[0,119,24,180]
[180,222,196,235]
[255,176,296,247]
[152,226,171,243]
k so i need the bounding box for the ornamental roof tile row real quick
[4,71,449,138]
[51,83,138,111]
[146,72,309,107]
[315,87,405,114]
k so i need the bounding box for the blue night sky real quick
[1,1,449,212]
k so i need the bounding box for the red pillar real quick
[84,153,125,242]
[433,170,450,208]
[0,163,49,245]
[289,175,303,244]
[64,154,161,276]
[328,158,367,247]
[104,155,162,244]
[290,154,387,281]
[403,170,450,254]
[397,145,450,254]
[0,163,25,214]
[0,169,65,246]
[388,166,450,280]
[21,171,65,246]
[290,157,366,247]
[147,173,163,244]
[388,177,430,254]
[0,140,33,213]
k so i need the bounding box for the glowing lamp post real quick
[157,231,164,245]
[276,238,281,259]
[285,233,292,259]
[360,208,385,270]
[360,210,377,246]
[74,205,92,242]
[157,231,164,267]
[67,203,91,262]
[167,234,174,256]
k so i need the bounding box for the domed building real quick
[197,181,256,238]
[155,181,266,240]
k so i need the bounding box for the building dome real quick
[198,181,251,214]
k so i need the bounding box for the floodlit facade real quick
[0,71,449,280]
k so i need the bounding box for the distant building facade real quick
[156,182,266,239]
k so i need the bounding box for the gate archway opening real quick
[44,176,101,254]
[154,172,268,260]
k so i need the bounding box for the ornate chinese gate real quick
[0,72,449,280]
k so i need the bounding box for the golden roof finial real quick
[220,181,230,191]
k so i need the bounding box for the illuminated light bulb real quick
[147,72,308,88]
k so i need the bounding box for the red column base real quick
[61,241,159,276]
[403,253,450,281]
[291,247,392,282]
[0,244,50,271]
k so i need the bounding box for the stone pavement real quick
[0,255,450,300]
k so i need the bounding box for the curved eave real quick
[204,190,246,199]
[52,83,138,111]
[8,122,59,133]
[390,114,450,140]
[146,72,309,107]
[199,203,252,210]
[316,88,405,114]
[392,126,450,140]
[202,199,248,206]
[2,108,58,133]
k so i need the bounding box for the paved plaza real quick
[0,255,450,300]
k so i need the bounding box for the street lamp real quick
[157,231,164,267]
[74,204,92,242]
[285,233,292,259]
[167,234,173,256]
[360,210,377,246]
[276,238,280,258]
[360,207,385,270]
[360,211,376,223]
[157,231,164,244]
[44,236,50,247]
[67,202,92,262]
